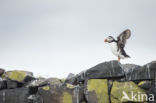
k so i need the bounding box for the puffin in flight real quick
[104,29,131,62]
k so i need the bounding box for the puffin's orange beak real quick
[104,39,108,42]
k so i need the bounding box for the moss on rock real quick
[111,81,147,103]
[88,79,109,103]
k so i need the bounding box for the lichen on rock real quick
[87,79,109,103]
[2,70,33,82]
[63,92,72,103]
[111,81,147,103]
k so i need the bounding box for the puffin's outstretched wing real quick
[117,29,131,49]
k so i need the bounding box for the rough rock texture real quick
[0,60,156,103]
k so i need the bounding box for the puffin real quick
[104,29,131,62]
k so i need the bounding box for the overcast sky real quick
[0,0,156,78]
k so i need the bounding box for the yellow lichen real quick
[138,81,146,86]
[5,71,27,82]
[88,79,109,103]
[63,92,72,103]
[111,81,147,103]
[42,86,50,91]
[66,83,74,89]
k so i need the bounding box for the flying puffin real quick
[104,29,131,62]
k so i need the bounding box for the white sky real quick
[0,0,156,78]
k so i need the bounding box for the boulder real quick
[111,81,147,103]
[86,79,109,103]
[7,80,23,89]
[0,80,7,90]
[38,83,85,103]
[65,73,77,85]
[123,61,156,81]
[2,70,34,83]
[0,68,5,76]
[27,94,43,103]
[86,60,124,79]
[0,88,29,103]
[38,85,73,103]
[25,77,47,87]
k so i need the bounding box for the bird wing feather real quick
[117,29,131,49]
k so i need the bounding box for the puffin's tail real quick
[125,54,130,58]
[121,48,130,58]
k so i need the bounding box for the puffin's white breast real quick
[108,42,125,59]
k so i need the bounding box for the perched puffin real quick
[104,29,131,62]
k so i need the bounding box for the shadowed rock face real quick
[0,69,5,76]
[0,60,156,103]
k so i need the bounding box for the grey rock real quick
[26,78,47,87]
[7,80,23,89]
[0,88,29,103]
[27,94,43,103]
[122,64,142,81]
[0,68,5,76]
[65,73,77,84]
[86,60,124,79]
[123,61,156,81]
[0,80,7,90]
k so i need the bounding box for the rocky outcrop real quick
[0,60,156,103]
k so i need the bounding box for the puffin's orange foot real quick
[118,57,120,62]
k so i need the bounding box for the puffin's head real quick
[104,36,115,43]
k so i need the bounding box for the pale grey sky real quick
[0,0,156,78]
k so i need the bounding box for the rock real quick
[123,61,156,81]
[26,77,47,87]
[86,79,109,103]
[86,60,124,79]
[46,78,62,85]
[65,73,77,85]
[0,80,7,90]
[0,60,155,103]
[148,81,156,103]
[7,80,23,89]
[38,85,73,103]
[138,81,153,91]
[0,68,5,76]
[3,70,34,83]
[0,88,29,103]
[76,70,87,84]
[122,64,142,81]
[27,94,43,103]
[38,82,85,103]
[111,81,147,103]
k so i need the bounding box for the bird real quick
[104,29,131,62]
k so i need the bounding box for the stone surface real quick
[0,60,155,103]
[123,61,156,81]
[0,80,7,90]
[86,60,124,79]
[111,81,147,103]
[0,88,29,103]
[87,79,109,103]
[38,85,73,103]
[65,73,77,85]
[0,68,5,76]
[27,94,43,103]
[2,70,34,83]
[7,80,23,89]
